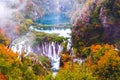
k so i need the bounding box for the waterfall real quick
[33,42,63,72]
[11,33,33,55]
[11,26,71,73]
[11,34,63,73]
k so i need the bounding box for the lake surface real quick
[35,13,70,25]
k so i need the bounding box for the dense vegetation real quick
[18,19,33,35]
[70,0,120,80]
[0,0,120,80]
[0,37,51,80]
[72,0,120,55]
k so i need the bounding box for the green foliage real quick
[44,65,97,80]
[20,57,33,72]
[33,64,44,75]
[43,74,53,80]
[81,47,91,58]
[38,56,50,64]
[25,19,33,26]
[0,33,10,46]
[18,19,33,35]
[19,24,28,34]
[7,67,22,80]
[33,31,67,44]
[62,40,68,52]
[90,5,101,25]
[23,69,39,80]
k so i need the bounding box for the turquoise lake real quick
[35,13,70,25]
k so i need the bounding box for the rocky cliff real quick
[14,0,43,20]
[72,0,120,51]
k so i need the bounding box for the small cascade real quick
[11,33,33,55]
[11,41,33,55]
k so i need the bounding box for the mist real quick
[0,0,28,40]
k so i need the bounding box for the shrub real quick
[0,33,10,46]
[23,69,39,80]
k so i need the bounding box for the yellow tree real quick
[87,44,120,80]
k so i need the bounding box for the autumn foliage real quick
[0,45,21,79]
[0,45,20,64]
[0,73,6,80]
[0,44,51,80]
[90,44,102,53]
[86,44,120,79]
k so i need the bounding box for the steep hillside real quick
[14,0,43,21]
[72,0,120,52]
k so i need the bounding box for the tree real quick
[86,44,120,80]
[0,30,10,46]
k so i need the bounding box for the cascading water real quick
[33,42,63,74]
[11,0,73,76]
[11,27,71,76]
[11,32,34,55]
